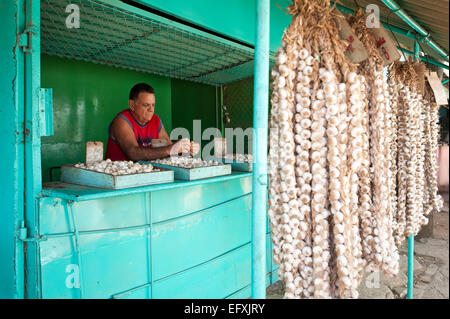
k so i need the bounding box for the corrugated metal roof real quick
[338,0,449,62]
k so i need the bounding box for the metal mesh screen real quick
[41,0,262,86]
[223,77,255,131]
[222,62,275,154]
[222,77,254,154]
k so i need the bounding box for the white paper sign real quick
[426,71,448,105]
[367,15,401,66]
[85,141,103,164]
[335,14,368,63]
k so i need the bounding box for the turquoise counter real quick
[35,173,278,298]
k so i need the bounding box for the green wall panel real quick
[0,0,25,299]
[151,176,251,223]
[40,229,151,299]
[170,79,217,151]
[152,194,252,280]
[41,55,218,183]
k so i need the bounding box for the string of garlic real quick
[347,73,366,293]
[348,10,399,276]
[388,77,401,246]
[292,31,316,299]
[423,85,444,216]
[268,49,284,274]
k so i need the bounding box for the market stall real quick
[0,0,288,299]
[1,0,448,300]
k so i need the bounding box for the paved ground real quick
[266,194,449,299]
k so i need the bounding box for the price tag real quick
[426,71,448,105]
[335,14,368,63]
[414,63,426,95]
[367,15,401,66]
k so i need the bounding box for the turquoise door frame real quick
[251,0,270,299]
[0,0,25,299]
[0,0,42,299]
[23,0,43,299]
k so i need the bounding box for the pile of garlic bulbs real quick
[74,159,156,175]
[152,156,222,168]
[388,61,443,246]
[224,154,253,163]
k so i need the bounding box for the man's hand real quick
[190,141,200,156]
[170,138,190,156]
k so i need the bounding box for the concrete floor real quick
[266,195,449,299]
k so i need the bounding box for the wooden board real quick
[150,162,231,180]
[85,141,103,164]
[60,164,174,189]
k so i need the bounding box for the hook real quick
[386,10,408,62]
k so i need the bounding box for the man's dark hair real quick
[129,83,154,101]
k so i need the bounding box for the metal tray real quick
[150,162,232,181]
[211,156,253,172]
[60,164,174,189]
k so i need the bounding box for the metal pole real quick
[407,40,420,300]
[413,40,420,61]
[407,235,414,299]
[251,0,270,299]
[397,46,449,70]
[332,2,449,63]
[382,0,449,60]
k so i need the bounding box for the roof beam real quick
[381,0,449,60]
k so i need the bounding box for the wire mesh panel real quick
[223,77,255,131]
[41,0,260,86]
[222,63,275,154]
[222,77,255,154]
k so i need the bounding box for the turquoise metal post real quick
[0,0,25,298]
[407,40,420,300]
[407,235,414,298]
[251,0,270,299]
[413,40,420,61]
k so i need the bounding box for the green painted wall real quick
[41,55,173,182]
[134,0,292,53]
[170,79,217,153]
[222,76,273,154]
[41,55,219,182]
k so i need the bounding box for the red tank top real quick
[106,109,162,161]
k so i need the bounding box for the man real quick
[106,83,200,161]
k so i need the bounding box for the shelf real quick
[41,171,252,201]
[41,0,275,86]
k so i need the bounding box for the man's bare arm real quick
[158,123,173,145]
[110,117,188,161]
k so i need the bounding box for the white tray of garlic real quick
[61,159,174,189]
[150,156,232,181]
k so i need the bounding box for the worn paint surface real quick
[0,0,25,299]
[40,55,173,182]
[37,176,276,298]
[59,165,174,189]
[1,0,276,299]
[41,55,220,183]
